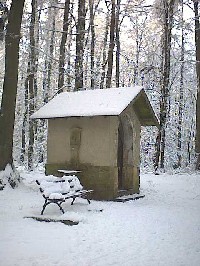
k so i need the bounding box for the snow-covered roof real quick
[31,86,143,119]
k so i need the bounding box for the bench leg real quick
[57,202,65,214]
[71,196,90,205]
[87,199,91,204]
[41,199,48,215]
[41,200,65,215]
[71,197,76,205]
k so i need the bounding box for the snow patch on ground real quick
[0,172,200,266]
[0,164,20,188]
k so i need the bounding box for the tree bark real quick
[43,2,57,103]
[177,1,184,168]
[75,0,86,91]
[106,0,115,88]
[27,0,38,170]
[0,0,25,171]
[36,2,57,164]
[115,0,120,87]
[0,2,8,41]
[58,0,70,92]
[100,10,110,89]
[154,0,175,171]
[194,1,200,170]
[89,0,95,89]
[20,63,29,163]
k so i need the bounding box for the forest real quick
[0,0,200,186]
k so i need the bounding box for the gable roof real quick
[132,89,159,126]
[31,86,158,126]
[31,86,142,118]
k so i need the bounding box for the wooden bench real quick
[36,175,91,215]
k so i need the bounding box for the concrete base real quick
[45,163,140,200]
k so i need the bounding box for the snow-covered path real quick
[0,173,200,266]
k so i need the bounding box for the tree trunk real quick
[100,10,110,89]
[194,1,200,170]
[46,16,56,99]
[75,0,86,91]
[106,0,115,88]
[37,3,57,164]
[89,0,95,89]
[154,0,175,171]
[0,2,8,41]
[43,2,57,103]
[177,1,184,168]
[115,0,120,87]
[58,0,70,93]
[0,0,25,171]
[28,0,38,170]
[20,63,29,163]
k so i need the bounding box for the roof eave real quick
[132,89,159,127]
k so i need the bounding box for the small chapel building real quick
[32,86,158,200]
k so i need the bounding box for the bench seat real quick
[36,175,92,215]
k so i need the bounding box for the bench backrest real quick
[36,175,83,199]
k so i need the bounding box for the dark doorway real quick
[117,120,124,189]
[117,115,134,190]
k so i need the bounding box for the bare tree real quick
[154,0,175,171]
[75,0,86,91]
[177,0,184,168]
[89,0,95,89]
[106,0,116,88]
[21,0,41,164]
[100,8,110,89]
[66,2,74,90]
[0,1,8,41]
[43,1,58,103]
[27,0,38,170]
[58,0,70,92]
[194,0,200,169]
[0,0,25,179]
[115,0,121,87]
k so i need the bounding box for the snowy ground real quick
[0,172,200,266]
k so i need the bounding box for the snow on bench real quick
[36,175,91,215]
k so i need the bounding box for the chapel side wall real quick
[46,116,119,200]
[47,116,118,166]
[120,106,141,193]
[47,119,70,165]
[79,116,118,167]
